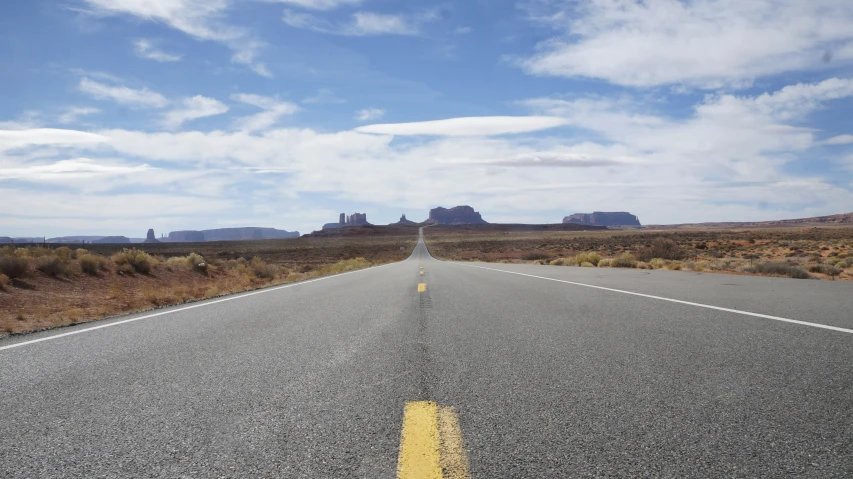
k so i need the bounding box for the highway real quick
[1,229,852,478]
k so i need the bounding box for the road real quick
[2,229,852,478]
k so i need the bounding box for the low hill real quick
[638,212,853,230]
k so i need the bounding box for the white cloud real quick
[823,134,853,145]
[269,0,361,10]
[79,0,270,76]
[283,10,421,36]
[355,116,568,136]
[78,78,169,108]
[0,128,107,151]
[303,89,346,104]
[162,95,229,129]
[519,0,853,88]
[133,38,182,62]
[58,107,101,124]
[0,158,152,180]
[231,94,300,131]
[5,77,853,235]
[354,108,384,121]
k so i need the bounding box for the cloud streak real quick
[133,39,182,62]
[518,0,853,88]
[355,116,569,136]
[162,95,229,129]
[78,78,169,109]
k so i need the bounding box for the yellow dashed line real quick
[438,406,471,479]
[397,401,442,479]
[420,271,424,276]
[418,283,427,293]
[397,402,471,479]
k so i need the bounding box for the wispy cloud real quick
[355,116,568,136]
[283,10,424,36]
[517,0,853,89]
[269,0,361,10]
[232,94,300,131]
[303,89,346,104]
[133,39,182,62]
[58,106,101,124]
[0,128,107,150]
[78,78,169,109]
[162,95,229,129]
[79,0,271,76]
[0,158,153,180]
[354,108,384,121]
[823,134,853,145]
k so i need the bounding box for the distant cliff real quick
[92,236,132,244]
[390,214,418,226]
[322,212,372,230]
[563,212,640,226]
[427,206,487,225]
[167,227,299,242]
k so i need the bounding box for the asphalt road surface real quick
[2,229,852,478]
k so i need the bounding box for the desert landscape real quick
[0,230,417,335]
[423,224,853,281]
[3,207,853,337]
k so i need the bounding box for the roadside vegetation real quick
[424,227,853,282]
[0,235,415,336]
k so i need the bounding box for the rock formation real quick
[167,228,298,242]
[92,236,132,244]
[143,229,161,244]
[168,230,206,242]
[391,214,418,226]
[323,213,372,230]
[563,212,641,226]
[427,206,487,225]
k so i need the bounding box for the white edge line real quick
[450,262,853,335]
[0,262,399,352]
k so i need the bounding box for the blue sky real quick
[2,0,853,237]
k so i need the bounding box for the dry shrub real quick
[79,254,104,275]
[611,253,637,268]
[54,246,73,261]
[117,263,136,275]
[598,258,613,267]
[0,257,29,278]
[75,248,88,258]
[112,248,156,274]
[746,261,810,279]
[186,252,205,270]
[666,261,683,270]
[810,264,841,277]
[317,257,371,275]
[549,258,574,266]
[35,256,69,277]
[694,260,710,271]
[580,262,594,267]
[521,252,550,261]
[574,252,602,266]
[14,248,30,258]
[250,257,278,279]
[0,273,9,290]
[636,238,686,262]
[28,247,51,258]
[636,261,650,269]
[649,258,666,269]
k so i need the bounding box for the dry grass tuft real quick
[0,256,30,279]
[112,248,157,275]
[35,256,69,277]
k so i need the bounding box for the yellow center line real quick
[398,401,442,479]
[438,406,471,479]
[397,402,471,479]
[420,271,424,276]
[418,283,427,293]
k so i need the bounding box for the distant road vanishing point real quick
[2,228,852,477]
